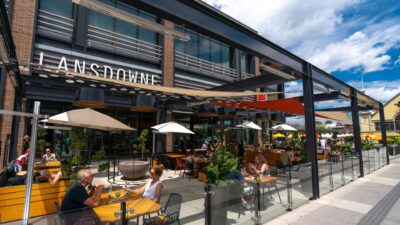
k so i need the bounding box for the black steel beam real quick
[379,103,389,165]
[317,105,373,111]
[210,73,287,91]
[302,63,319,199]
[299,92,340,103]
[351,88,364,177]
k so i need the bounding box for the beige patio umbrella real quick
[41,108,134,131]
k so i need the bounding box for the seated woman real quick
[126,165,164,202]
[42,148,57,162]
[248,154,270,178]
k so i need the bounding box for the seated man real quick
[61,169,104,223]
[42,148,56,161]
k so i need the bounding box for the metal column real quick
[302,63,319,199]
[22,101,41,225]
[379,103,389,164]
[351,88,364,177]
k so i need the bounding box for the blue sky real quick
[203,0,400,104]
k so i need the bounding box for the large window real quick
[375,121,397,131]
[175,27,231,67]
[240,51,252,74]
[39,0,73,18]
[88,0,158,45]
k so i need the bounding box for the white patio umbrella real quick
[41,108,134,131]
[235,121,262,130]
[151,122,194,160]
[271,124,297,131]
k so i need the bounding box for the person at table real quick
[22,135,30,154]
[42,148,57,161]
[126,165,164,202]
[179,136,187,155]
[248,154,270,178]
[61,169,105,212]
[15,149,30,171]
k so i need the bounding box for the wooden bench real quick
[0,180,70,223]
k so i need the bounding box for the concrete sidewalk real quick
[265,156,400,225]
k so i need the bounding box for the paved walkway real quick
[265,156,400,225]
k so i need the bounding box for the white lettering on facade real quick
[39,52,44,65]
[74,59,85,74]
[151,75,157,85]
[117,69,125,81]
[90,63,99,76]
[140,72,149,85]
[104,66,113,79]
[40,52,158,85]
[57,57,68,71]
[129,71,138,83]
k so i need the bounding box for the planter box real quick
[118,161,149,180]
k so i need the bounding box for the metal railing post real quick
[22,101,41,225]
[341,156,345,185]
[286,169,293,211]
[351,153,354,181]
[329,161,333,191]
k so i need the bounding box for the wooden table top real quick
[34,161,61,169]
[93,197,161,223]
[163,153,186,158]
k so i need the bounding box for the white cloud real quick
[347,79,400,103]
[202,0,400,74]
[307,21,400,73]
[203,0,358,49]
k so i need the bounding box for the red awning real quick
[210,97,352,123]
[211,97,305,115]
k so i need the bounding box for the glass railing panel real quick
[353,152,360,178]
[222,179,257,225]
[342,155,354,184]
[369,149,376,172]
[331,156,343,190]
[362,150,371,175]
[258,173,289,224]
[318,159,332,196]
[290,162,313,208]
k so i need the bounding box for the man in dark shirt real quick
[61,169,104,222]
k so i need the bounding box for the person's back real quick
[61,183,89,212]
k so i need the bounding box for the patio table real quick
[93,197,161,223]
[33,160,61,169]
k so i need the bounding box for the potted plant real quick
[339,143,352,157]
[119,129,150,180]
[204,145,239,225]
[36,128,51,159]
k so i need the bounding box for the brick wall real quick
[0,0,36,168]
[11,0,36,71]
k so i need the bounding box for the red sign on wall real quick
[258,94,266,101]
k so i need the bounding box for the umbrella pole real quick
[151,131,156,167]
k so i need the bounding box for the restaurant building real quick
[0,0,388,185]
[0,0,288,161]
[0,1,393,224]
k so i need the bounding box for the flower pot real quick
[118,161,150,180]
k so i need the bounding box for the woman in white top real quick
[42,148,56,161]
[126,165,164,202]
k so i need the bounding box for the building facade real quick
[1,0,288,162]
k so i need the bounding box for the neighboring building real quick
[371,93,400,136]
[359,110,375,133]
